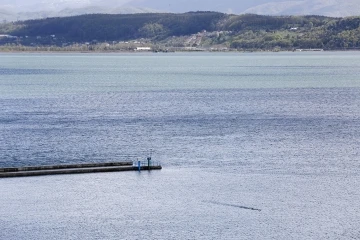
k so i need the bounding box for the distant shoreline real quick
[0,49,359,54]
[2,13,360,53]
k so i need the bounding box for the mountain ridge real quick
[0,0,359,21]
[244,0,360,17]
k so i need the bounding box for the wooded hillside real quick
[1,12,360,51]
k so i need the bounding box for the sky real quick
[0,0,359,18]
[0,0,293,13]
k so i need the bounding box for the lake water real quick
[1,52,360,239]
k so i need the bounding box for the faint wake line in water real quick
[204,201,262,212]
[0,68,69,75]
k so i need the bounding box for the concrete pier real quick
[0,162,162,178]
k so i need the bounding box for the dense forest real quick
[0,12,360,51]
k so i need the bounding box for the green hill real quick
[1,12,360,51]
[3,12,224,41]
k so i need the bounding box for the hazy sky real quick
[1,0,281,7]
[0,0,131,5]
[1,0,358,17]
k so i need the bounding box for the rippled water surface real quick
[1,52,360,239]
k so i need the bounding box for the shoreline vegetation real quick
[1,12,360,52]
[1,49,359,54]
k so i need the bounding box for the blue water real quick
[1,52,360,239]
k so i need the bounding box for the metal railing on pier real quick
[133,160,161,167]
